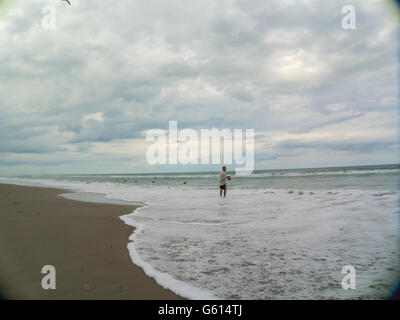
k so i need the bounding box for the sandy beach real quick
[0,183,182,299]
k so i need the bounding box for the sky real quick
[0,0,398,174]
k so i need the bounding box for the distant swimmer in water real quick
[62,0,71,5]
[219,166,231,197]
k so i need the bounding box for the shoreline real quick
[0,183,183,299]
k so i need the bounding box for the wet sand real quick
[0,183,182,299]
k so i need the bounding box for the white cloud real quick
[0,0,398,173]
[82,112,104,123]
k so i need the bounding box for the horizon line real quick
[5,163,399,176]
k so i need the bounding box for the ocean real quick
[1,164,399,299]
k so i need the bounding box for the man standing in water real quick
[219,166,231,197]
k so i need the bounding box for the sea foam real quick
[0,176,398,299]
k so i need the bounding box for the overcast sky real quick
[0,0,398,174]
